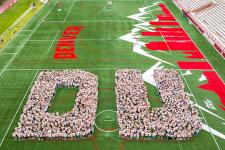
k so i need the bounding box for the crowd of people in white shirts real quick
[13,70,98,140]
[13,69,202,141]
[116,69,202,140]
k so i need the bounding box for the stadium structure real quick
[0,0,224,150]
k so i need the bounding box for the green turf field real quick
[0,0,224,150]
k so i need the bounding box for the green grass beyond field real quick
[0,0,224,150]
[0,0,38,35]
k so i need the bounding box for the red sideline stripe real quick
[177,61,212,70]
[146,41,199,51]
[150,21,179,26]
[198,71,225,111]
[141,31,161,36]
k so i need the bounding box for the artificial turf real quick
[0,0,224,150]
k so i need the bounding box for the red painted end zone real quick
[183,51,204,59]
[141,31,161,36]
[159,3,171,15]
[158,15,176,21]
[150,21,179,26]
[141,3,225,111]
[164,36,190,41]
[177,61,212,70]
[146,41,198,51]
[198,72,225,111]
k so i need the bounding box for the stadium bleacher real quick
[173,0,225,58]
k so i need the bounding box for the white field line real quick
[0,2,57,77]
[4,45,23,47]
[44,2,57,20]
[64,0,77,22]
[143,0,172,54]
[3,68,214,71]
[144,1,221,149]
[173,3,225,61]
[15,35,28,37]
[0,71,38,147]
[0,5,44,53]
[0,21,43,78]
[0,53,16,55]
[159,30,172,53]
[163,2,225,84]
[104,119,114,122]
[160,1,222,148]
[47,30,59,54]
[28,39,121,42]
[49,20,134,22]
[179,70,221,150]
[0,7,33,39]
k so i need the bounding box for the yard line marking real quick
[43,2,58,20]
[0,53,16,55]
[179,70,221,150]
[143,0,172,54]
[0,2,57,77]
[28,39,122,42]
[49,20,135,22]
[4,68,214,71]
[162,1,225,84]
[173,3,225,61]
[64,0,77,22]
[0,21,43,78]
[4,45,23,47]
[47,30,59,54]
[144,0,221,149]
[0,71,38,147]
[16,35,28,36]
[160,0,221,148]
[0,5,44,53]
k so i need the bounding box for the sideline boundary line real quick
[166,1,225,84]
[143,0,172,54]
[143,1,221,149]
[0,71,38,147]
[144,0,222,149]
[0,7,33,39]
[180,70,221,150]
[0,21,43,78]
[3,68,214,71]
[0,2,57,78]
[0,5,44,53]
